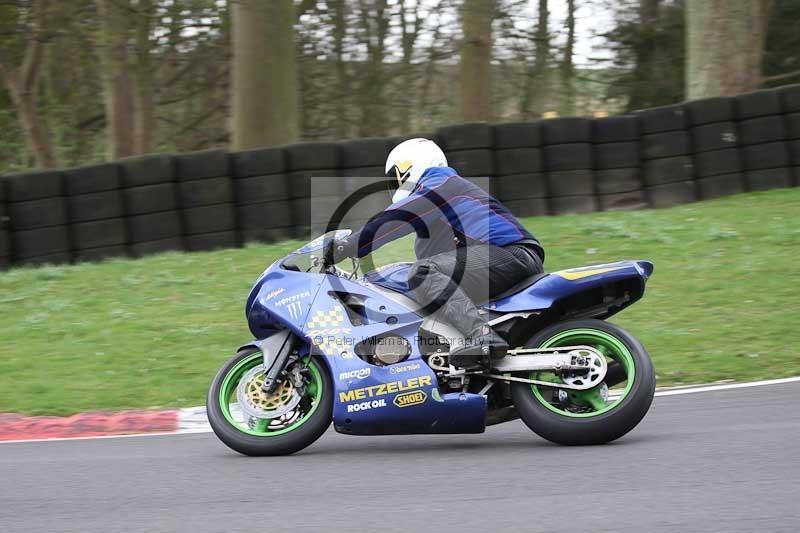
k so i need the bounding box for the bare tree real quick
[331,0,350,138]
[132,0,156,154]
[358,0,390,136]
[519,0,550,119]
[419,14,446,122]
[95,0,135,159]
[560,0,576,116]
[460,0,495,121]
[231,0,300,150]
[0,0,58,168]
[686,0,773,98]
[398,0,424,132]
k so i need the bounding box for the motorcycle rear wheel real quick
[511,319,655,445]
[207,348,332,456]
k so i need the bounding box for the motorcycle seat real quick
[363,262,548,304]
[483,271,548,304]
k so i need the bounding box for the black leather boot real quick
[448,325,509,370]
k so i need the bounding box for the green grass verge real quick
[1,188,799,415]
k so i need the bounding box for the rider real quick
[328,138,544,369]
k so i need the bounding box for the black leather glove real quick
[323,237,352,264]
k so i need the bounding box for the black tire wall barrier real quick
[66,163,128,262]
[543,117,596,214]
[231,146,292,244]
[119,154,185,257]
[175,149,238,252]
[493,122,547,217]
[3,169,71,266]
[0,179,11,269]
[593,115,646,211]
[1,84,799,269]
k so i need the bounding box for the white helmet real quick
[385,138,447,202]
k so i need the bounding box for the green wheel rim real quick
[530,328,636,418]
[218,352,324,436]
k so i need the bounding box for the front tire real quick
[511,319,655,445]
[207,348,333,456]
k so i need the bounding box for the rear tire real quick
[207,348,333,456]
[512,319,655,445]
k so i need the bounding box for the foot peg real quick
[449,326,508,370]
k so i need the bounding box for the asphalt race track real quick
[2,382,799,533]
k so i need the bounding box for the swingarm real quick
[430,346,608,391]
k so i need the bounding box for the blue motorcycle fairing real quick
[246,262,325,339]
[246,268,488,434]
[362,261,416,293]
[490,260,653,313]
[300,275,486,435]
[364,259,653,316]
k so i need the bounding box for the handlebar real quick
[318,250,359,279]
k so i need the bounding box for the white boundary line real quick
[0,428,211,445]
[2,376,799,445]
[652,376,800,397]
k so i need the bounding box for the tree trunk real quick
[520,0,549,119]
[132,0,156,154]
[0,0,58,168]
[5,75,58,168]
[559,0,576,116]
[420,22,443,119]
[399,0,422,133]
[686,0,773,99]
[95,0,135,160]
[459,0,495,122]
[358,0,389,137]
[331,0,349,138]
[231,0,300,150]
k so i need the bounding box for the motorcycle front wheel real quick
[511,318,655,445]
[207,348,332,456]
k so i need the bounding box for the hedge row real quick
[1,84,799,269]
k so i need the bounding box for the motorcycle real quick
[207,229,656,456]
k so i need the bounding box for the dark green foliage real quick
[603,0,686,111]
[764,1,800,86]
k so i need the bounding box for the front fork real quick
[239,329,298,394]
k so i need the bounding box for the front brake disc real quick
[236,365,303,420]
